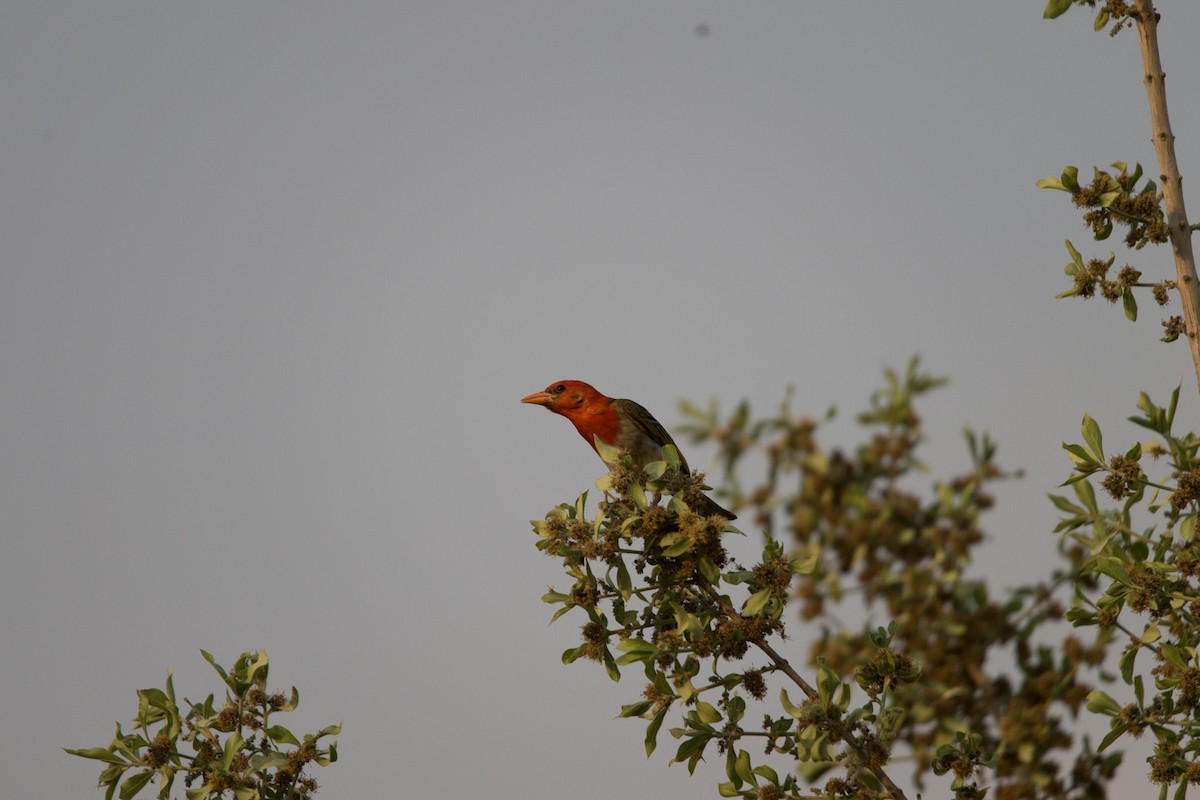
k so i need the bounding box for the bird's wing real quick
[614,398,690,472]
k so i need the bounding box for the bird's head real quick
[521,380,601,414]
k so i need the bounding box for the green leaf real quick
[616,637,656,655]
[1073,476,1099,512]
[593,436,623,467]
[779,688,805,719]
[734,749,754,785]
[138,687,171,713]
[221,731,243,771]
[64,747,131,766]
[1081,414,1104,461]
[315,722,342,738]
[1119,647,1137,683]
[797,759,838,782]
[245,650,269,687]
[1048,494,1085,514]
[723,747,741,789]
[672,734,708,768]
[1097,721,1129,752]
[119,771,153,800]
[615,558,632,600]
[1061,166,1080,193]
[643,459,668,481]
[816,660,840,709]
[266,725,300,747]
[156,767,176,800]
[200,650,226,682]
[1122,288,1137,321]
[645,708,667,757]
[662,537,693,558]
[1059,470,1095,488]
[860,770,884,794]
[1159,644,1188,669]
[1065,607,1097,626]
[618,700,655,719]
[627,481,648,510]
[602,647,621,682]
[1086,690,1121,716]
[1094,556,1130,585]
[725,696,746,726]
[1065,239,1085,269]
[1063,442,1099,468]
[792,547,819,575]
[753,764,780,784]
[185,781,215,800]
[695,701,723,724]
[250,753,289,771]
[661,443,683,471]
[741,588,772,617]
[1181,515,1197,542]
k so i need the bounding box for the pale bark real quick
[1134,0,1200,390]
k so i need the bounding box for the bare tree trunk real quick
[1133,0,1200,390]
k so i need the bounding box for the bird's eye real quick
[553,384,566,393]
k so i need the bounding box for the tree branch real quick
[699,582,910,800]
[1134,0,1200,389]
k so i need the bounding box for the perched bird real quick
[521,380,736,520]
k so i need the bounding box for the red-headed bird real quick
[521,380,735,520]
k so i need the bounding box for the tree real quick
[536,361,1110,800]
[67,650,340,800]
[530,2,1199,798]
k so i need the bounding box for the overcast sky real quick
[6,3,1200,798]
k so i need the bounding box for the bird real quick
[521,380,735,520]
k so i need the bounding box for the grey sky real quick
[5,2,1200,798]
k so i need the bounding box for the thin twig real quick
[699,582,910,800]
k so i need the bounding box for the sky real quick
[5,2,1200,798]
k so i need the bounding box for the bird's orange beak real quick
[521,390,553,406]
